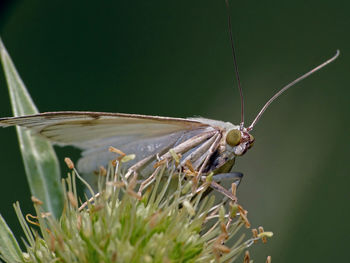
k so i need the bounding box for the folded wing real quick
[0,111,213,174]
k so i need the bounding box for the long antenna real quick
[225,0,244,130]
[248,50,340,131]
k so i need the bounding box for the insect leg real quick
[137,166,161,194]
[196,133,222,177]
[209,181,237,201]
[160,130,217,159]
[125,130,216,178]
[125,154,156,179]
[180,134,218,167]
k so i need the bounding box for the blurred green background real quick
[0,0,348,262]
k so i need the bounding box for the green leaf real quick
[0,38,63,218]
[0,214,23,263]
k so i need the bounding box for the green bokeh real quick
[0,0,348,262]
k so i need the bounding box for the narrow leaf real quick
[0,214,23,263]
[0,38,63,218]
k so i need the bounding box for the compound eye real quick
[226,129,241,146]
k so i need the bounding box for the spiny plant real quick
[1,153,272,263]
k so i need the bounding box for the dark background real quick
[0,0,348,262]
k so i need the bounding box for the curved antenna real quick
[248,50,340,131]
[225,0,244,130]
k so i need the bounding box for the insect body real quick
[0,112,253,178]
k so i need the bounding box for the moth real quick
[0,50,339,200]
[0,1,340,199]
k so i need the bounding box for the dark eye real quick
[226,129,241,146]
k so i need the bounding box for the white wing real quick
[0,111,213,173]
[0,111,208,145]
